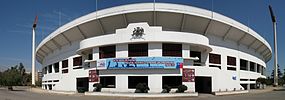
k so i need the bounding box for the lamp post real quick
[32,16,38,85]
[269,5,278,87]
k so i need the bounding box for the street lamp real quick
[269,5,278,87]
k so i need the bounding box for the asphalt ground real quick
[0,86,285,100]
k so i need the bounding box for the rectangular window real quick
[190,51,201,66]
[73,56,82,66]
[62,59,68,68]
[100,76,116,88]
[209,53,221,64]
[227,67,236,71]
[128,43,148,57]
[128,76,148,89]
[88,54,93,60]
[162,43,182,57]
[162,76,182,88]
[250,62,255,72]
[240,59,247,70]
[257,64,261,73]
[99,45,115,59]
[62,69,68,74]
[54,62,59,73]
[43,67,47,74]
[48,65,52,73]
[227,56,236,66]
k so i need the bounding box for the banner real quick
[104,57,183,69]
[182,68,195,82]
[89,70,99,82]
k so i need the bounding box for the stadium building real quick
[37,3,272,93]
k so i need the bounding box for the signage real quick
[105,57,183,69]
[89,70,99,82]
[182,68,195,82]
[131,27,145,40]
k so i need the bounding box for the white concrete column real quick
[116,44,128,58]
[254,63,257,72]
[93,47,99,60]
[148,75,162,93]
[148,43,162,57]
[182,44,190,58]
[116,75,128,92]
[247,61,250,71]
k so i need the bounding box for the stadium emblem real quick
[131,27,145,40]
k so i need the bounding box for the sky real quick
[0,0,284,76]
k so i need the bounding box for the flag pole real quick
[32,16,38,86]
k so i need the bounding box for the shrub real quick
[161,85,171,93]
[135,83,149,93]
[175,85,187,93]
[93,83,102,92]
[77,87,86,93]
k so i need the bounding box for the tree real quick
[271,64,283,79]
[0,63,31,90]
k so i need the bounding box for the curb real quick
[85,92,198,97]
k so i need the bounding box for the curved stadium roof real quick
[36,3,272,63]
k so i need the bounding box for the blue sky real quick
[0,0,284,76]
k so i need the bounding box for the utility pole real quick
[269,5,278,87]
[32,16,38,86]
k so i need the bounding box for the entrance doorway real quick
[128,76,148,89]
[76,77,89,93]
[195,76,212,93]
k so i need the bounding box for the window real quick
[100,76,116,88]
[162,76,182,88]
[250,62,255,72]
[54,62,59,73]
[227,67,236,71]
[162,43,182,57]
[190,51,201,66]
[128,43,148,57]
[62,69,68,74]
[209,53,221,64]
[73,56,82,66]
[99,45,115,59]
[88,54,93,60]
[257,64,261,73]
[240,59,247,70]
[48,65,52,73]
[43,67,47,74]
[227,56,236,66]
[62,59,68,68]
[128,76,148,89]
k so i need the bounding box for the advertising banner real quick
[104,57,183,69]
[182,68,195,82]
[89,70,99,82]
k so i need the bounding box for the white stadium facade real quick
[36,3,272,93]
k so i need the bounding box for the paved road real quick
[1,87,285,100]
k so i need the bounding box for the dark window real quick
[54,62,59,73]
[190,51,201,66]
[257,64,261,73]
[227,56,236,66]
[100,76,116,88]
[162,43,182,57]
[209,65,221,69]
[43,67,47,74]
[128,43,148,57]
[48,65,52,73]
[162,76,182,88]
[62,59,68,68]
[227,67,236,71]
[240,59,248,70]
[250,62,255,72]
[209,53,221,64]
[99,45,115,59]
[53,80,59,82]
[62,69,68,74]
[73,56,82,66]
[240,79,248,81]
[128,76,148,89]
[88,54,93,60]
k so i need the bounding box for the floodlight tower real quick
[32,16,38,85]
[269,5,278,87]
